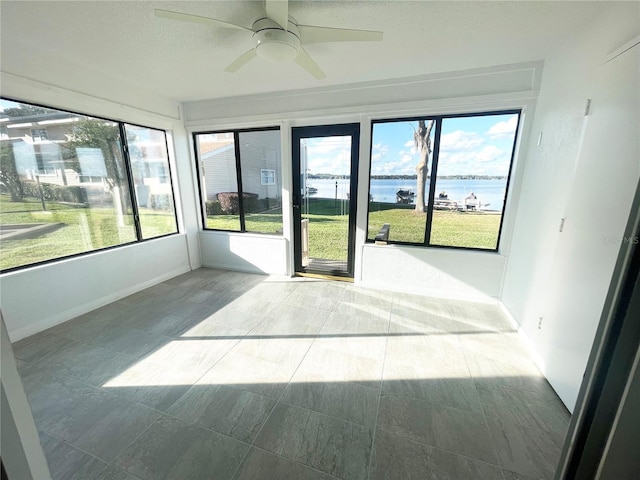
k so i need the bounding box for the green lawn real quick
[206,198,501,258]
[206,210,283,234]
[0,194,177,270]
[1,194,501,271]
[368,201,501,249]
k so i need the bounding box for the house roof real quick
[198,140,235,156]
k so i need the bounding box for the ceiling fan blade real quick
[265,0,289,31]
[295,47,326,80]
[224,49,258,73]
[298,25,383,44]
[154,9,252,32]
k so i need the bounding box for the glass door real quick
[292,124,359,278]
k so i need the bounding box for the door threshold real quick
[295,272,354,283]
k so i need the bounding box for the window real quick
[194,128,282,235]
[367,110,520,251]
[124,124,178,239]
[0,98,179,272]
[261,169,276,186]
[31,128,48,141]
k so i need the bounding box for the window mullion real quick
[234,132,246,232]
[424,117,442,245]
[120,123,143,242]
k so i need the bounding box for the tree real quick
[0,142,23,201]
[2,105,51,118]
[65,120,131,226]
[414,119,434,213]
[65,120,125,190]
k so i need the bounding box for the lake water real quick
[306,178,508,211]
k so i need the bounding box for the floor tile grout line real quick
[38,429,113,468]
[456,342,571,437]
[366,299,393,480]
[227,281,330,479]
[18,280,279,476]
[155,298,285,411]
[40,427,145,480]
[374,424,506,471]
[20,271,567,480]
[245,444,344,480]
[105,413,176,474]
[456,321,506,472]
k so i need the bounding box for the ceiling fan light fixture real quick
[254,29,300,62]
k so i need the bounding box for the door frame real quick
[291,123,360,278]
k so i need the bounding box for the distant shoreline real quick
[308,174,507,180]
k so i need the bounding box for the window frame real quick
[0,96,180,274]
[122,122,180,241]
[366,109,521,252]
[193,126,282,235]
[260,168,276,186]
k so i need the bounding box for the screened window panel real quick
[194,132,240,231]
[367,119,435,243]
[238,130,282,235]
[125,124,178,239]
[430,113,519,249]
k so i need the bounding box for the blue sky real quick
[301,113,519,176]
[371,113,519,176]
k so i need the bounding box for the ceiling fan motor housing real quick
[252,18,301,61]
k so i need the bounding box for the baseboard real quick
[200,261,285,276]
[9,265,192,342]
[498,301,547,374]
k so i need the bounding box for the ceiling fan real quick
[155,0,383,80]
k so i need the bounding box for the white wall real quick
[199,231,287,275]
[3,235,191,341]
[184,63,540,299]
[501,4,640,410]
[0,74,201,342]
[360,244,505,301]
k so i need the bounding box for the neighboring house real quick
[200,131,281,204]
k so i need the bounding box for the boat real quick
[396,188,415,203]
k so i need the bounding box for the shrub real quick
[205,200,223,216]
[21,180,88,204]
[149,194,172,210]
[216,192,259,214]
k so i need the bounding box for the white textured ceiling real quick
[0,1,612,105]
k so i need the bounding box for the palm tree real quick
[414,119,434,213]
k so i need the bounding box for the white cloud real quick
[371,143,389,162]
[436,146,509,175]
[404,139,414,147]
[307,149,352,174]
[487,116,518,138]
[305,136,351,155]
[476,145,504,163]
[440,130,484,151]
[370,153,416,175]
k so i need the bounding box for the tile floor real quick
[13,268,571,480]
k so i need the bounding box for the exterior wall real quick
[202,146,237,200]
[200,131,282,203]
